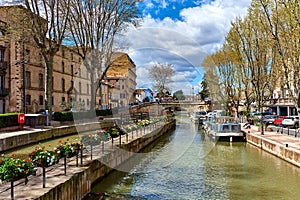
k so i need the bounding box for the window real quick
[61,78,65,92]
[62,97,65,103]
[71,80,74,87]
[62,62,65,73]
[87,84,89,94]
[0,48,4,62]
[71,53,73,61]
[87,99,89,106]
[52,77,54,90]
[79,82,81,94]
[71,65,74,76]
[25,49,30,63]
[39,95,43,105]
[52,96,54,105]
[38,73,43,89]
[38,53,43,65]
[0,76,4,91]
[25,95,31,105]
[25,71,31,88]
[62,49,65,57]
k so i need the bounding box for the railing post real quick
[64,156,67,175]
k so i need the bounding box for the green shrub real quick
[95,109,112,116]
[53,109,113,121]
[0,113,19,128]
[241,110,250,117]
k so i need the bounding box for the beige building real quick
[106,52,137,107]
[0,6,136,114]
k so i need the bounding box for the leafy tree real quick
[199,74,209,101]
[173,90,185,100]
[258,0,300,115]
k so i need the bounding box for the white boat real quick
[202,117,246,142]
[190,111,207,124]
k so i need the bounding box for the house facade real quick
[0,6,136,113]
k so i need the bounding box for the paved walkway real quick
[0,123,164,199]
[242,124,300,152]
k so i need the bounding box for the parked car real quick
[282,116,299,128]
[252,112,273,120]
[262,115,277,125]
[274,116,287,126]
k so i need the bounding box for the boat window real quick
[223,125,229,132]
[232,125,239,132]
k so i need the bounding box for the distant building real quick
[106,53,137,107]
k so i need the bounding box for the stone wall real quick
[246,133,300,168]
[36,120,176,200]
[0,121,115,152]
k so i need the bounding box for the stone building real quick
[106,52,137,107]
[0,5,136,114]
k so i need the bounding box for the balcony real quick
[0,88,9,96]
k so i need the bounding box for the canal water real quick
[92,117,300,200]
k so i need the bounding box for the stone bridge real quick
[117,101,209,121]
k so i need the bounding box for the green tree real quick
[173,90,185,100]
[199,75,209,101]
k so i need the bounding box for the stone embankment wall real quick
[0,121,115,152]
[36,120,176,200]
[246,133,300,168]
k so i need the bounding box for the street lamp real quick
[192,86,194,102]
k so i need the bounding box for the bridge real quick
[120,101,209,120]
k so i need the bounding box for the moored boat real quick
[202,117,246,142]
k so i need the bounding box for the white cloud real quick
[126,0,251,94]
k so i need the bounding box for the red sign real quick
[18,113,25,124]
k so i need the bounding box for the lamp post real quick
[192,86,194,102]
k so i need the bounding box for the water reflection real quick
[92,117,300,200]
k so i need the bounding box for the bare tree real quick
[149,63,175,98]
[23,0,71,122]
[67,0,140,110]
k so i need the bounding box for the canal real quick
[91,116,300,200]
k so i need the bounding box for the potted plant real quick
[81,133,101,146]
[54,142,77,158]
[104,127,119,138]
[0,154,34,184]
[29,147,59,167]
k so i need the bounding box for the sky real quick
[124,0,251,95]
[0,0,251,95]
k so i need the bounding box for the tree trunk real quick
[90,73,96,110]
[45,56,54,125]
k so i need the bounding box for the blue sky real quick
[125,0,251,94]
[139,0,210,21]
[0,0,251,95]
